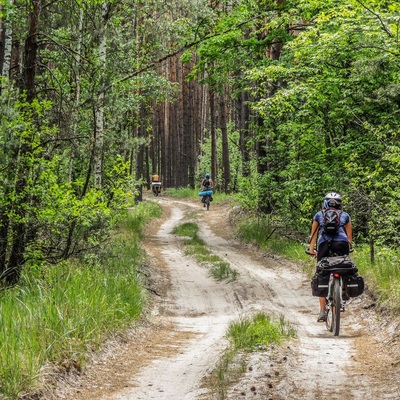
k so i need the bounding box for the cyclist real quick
[201,173,214,207]
[308,192,353,322]
[151,173,161,196]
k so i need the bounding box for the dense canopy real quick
[0,0,399,283]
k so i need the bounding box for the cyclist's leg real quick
[317,241,330,322]
[316,241,329,261]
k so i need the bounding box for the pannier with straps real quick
[344,274,365,297]
[317,255,357,276]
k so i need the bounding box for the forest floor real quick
[49,194,400,400]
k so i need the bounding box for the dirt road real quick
[56,196,400,400]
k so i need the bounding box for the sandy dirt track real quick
[54,195,400,400]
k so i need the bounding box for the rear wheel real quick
[206,196,210,210]
[332,278,341,336]
[325,299,333,332]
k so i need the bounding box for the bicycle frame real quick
[151,182,161,197]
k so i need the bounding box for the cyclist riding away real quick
[151,173,161,196]
[201,173,214,207]
[308,192,353,322]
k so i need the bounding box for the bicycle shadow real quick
[312,332,363,339]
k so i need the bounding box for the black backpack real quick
[202,178,210,188]
[322,208,342,235]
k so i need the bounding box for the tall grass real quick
[227,313,296,352]
[0,201,161,399]
[351,246,400,312]
[236,215,310,263]
[207,313,295,398]
[164,187,199,200]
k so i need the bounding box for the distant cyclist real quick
[200,173,214,207]
[308,192,353,322]
[151,173,161,196]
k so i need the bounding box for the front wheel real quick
[326,297,333,332]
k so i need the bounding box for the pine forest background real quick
[0,0,399,284]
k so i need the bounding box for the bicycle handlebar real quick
[305,247,354,255]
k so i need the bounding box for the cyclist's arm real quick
[309,220,319,256]
[345,220,353,245]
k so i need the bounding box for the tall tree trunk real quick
[220,87,230,192]
[7,0,41,285]
[94,2,109,188]
[187,77,195,189]
[68,7,84,182]
[237,87,251,177]
[1,0,13,90]
[162,60,171,187]
[182,60,194,187]
[209,87,217,187]
[256,0,284,213]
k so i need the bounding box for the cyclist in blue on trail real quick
[308,192,353,322]
[200,173,214,207]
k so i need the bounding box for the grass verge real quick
[205,313,296,399]
[0,201,161,400]
[172,222,238,281]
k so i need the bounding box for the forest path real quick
[55,195,400,400]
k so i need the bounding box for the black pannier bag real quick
[317,255,358,276]
[311,273,329,297]
[311,255,360,297]
[344,274,365,297]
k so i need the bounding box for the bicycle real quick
[307,247,363,336]
[151,182,161,197]
[199,189,213,211]
[203,193,211,210]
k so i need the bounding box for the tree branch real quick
[107,16,261,90]
[354,0,393,38]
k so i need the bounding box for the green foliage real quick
[229,0,400,244]
[0,201,159,399]
[352,246,400,314]
[198,127,243,191]
[235,213,309,260]
[124,201,162,239]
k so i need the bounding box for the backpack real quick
[202,178,210,188]
[322,208,342,235]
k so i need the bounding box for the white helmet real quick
[324,192,342,209]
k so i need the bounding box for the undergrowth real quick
[206,313,296,399]
[0,201,161,399]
